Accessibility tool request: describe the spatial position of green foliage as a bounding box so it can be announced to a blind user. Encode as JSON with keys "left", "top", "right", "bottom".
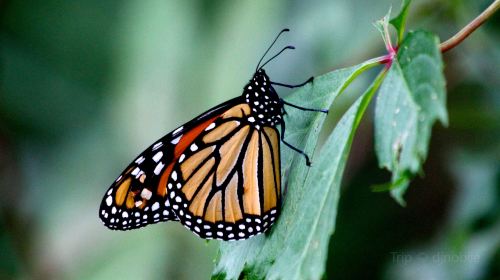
{"left": 215, "top": 2, "right": 450, "bottom": 275}
{"left": 390, "top": 0, "right": 412, "bottom": 43}
{"left": 213, "top": 61, "right": 379, "bottom": 279}
{"left": 374, "top": 30, "right": 447, "bottom": 204}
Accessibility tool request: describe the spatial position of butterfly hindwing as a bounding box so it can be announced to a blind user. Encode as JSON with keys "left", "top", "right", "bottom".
{"left": 165, "top": 103, "right": 282, "bottom": 240}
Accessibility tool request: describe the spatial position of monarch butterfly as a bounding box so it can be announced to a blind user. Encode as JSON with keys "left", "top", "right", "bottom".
{"left": 99, "top": 29, "right": 327, "bottom": 241}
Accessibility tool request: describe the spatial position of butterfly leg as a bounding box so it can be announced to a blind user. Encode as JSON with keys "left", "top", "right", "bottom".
{"left": 280, "top": 121, "right": 312, "bottom": 166}
{"left": 280, "top": 99, "right": 329, "bottom": 114}
{"left": 271, "top": 77, "right": 314, "bottom": 89}
{"left": 281, "top": 106, "right": 288, "bottom": 116}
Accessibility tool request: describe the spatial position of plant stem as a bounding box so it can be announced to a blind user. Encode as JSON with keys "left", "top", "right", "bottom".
{"left": 440, "top": 0, "right": 500, "bottom": 53}
{"left": 364, "top": 54, "right": 393, "bottom": 66}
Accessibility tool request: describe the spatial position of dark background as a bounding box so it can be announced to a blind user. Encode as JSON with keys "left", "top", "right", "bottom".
{"left": 1, "top": 0, "right": 498, "bottom": 279}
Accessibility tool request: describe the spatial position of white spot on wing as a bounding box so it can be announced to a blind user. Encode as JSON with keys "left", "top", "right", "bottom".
{"left": 190, "top": 144, "right": 198, "bottom": 151}
{"left": 152, "top": 142, "right": 163, "bottom": 150}
{"left": 154, "top": 162, "right": 165, "bottom": 175}
{"left": 106, "top": 196, "right": 112, "bottom": 206}
{"left": 205, "top": 123, "right": 216, "bottom": 131}
{"left": 131, "top": 167, "right": 140, "bottom": 176}
{"left": 152, "top": 151, "right": 163, "bottom": 162}
{"left": 135, "top": 156, "right": 145, "bottom": 164}
{"left": 152, "top": 202, "right": 160, "bottom": 211}
{"left": 173, "top": 126, "right": 183, "bottom": 135}
{"left": 140, "top": 189, "right": 152, "bottom": 200}
{"left": 171, "top": 136, "right": 181, "bottom": 144}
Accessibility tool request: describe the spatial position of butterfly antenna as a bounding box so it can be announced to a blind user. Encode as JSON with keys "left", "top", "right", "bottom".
{"left": 259, "top": 45, "right": 295, "bottom": 70}
{"left": 255, "top": 28, "right": 290, "bottom": 71}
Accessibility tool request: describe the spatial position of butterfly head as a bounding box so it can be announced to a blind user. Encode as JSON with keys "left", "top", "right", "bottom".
{"left": 242, "top": 69, "right": 283, "bottom": 127}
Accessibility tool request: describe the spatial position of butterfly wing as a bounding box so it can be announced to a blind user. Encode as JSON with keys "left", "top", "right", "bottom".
{"left": 165, "top": 103, "right": 282, "bottom": 240}
{"left": 99, "top": 139, "right": 179, "bottom": 230}
{"left": 99, "top": 98, "right": 239, "bottom": 230}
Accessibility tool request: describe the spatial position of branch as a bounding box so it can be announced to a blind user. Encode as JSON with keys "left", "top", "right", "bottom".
{"left": 440, "top": 0, "right": 500, "bottom": 53}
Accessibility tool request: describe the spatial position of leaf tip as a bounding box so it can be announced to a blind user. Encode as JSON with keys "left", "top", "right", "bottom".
{"left": 211, "top": 272, "right": 227, "bottom": 280}
{"left": 390, "top": 0, "right": 412, "bottom": 43}
{"left": 390, "top": 179, "right": 409, "bottom": 206}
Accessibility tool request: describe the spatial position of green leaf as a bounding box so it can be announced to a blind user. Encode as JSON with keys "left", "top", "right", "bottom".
{"left": 212, "top": 60, "right": 378, "bottom": 280}
{"left": 285, "top": 73, "right": 383, "bottom": 279}
{"left": 374, "top": 30, "right": 447, "bottom": 205}
{"left": 390, "top": 0, "right": 412, "bottom": 44}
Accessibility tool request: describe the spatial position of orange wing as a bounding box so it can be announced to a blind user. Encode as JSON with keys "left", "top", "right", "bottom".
{"left": 165, "top": 103, "right": 282, "bottom": 240}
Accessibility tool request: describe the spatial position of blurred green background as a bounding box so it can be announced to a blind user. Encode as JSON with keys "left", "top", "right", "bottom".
{"left": 0, "top": 0, "right": 498, "bottom": 279}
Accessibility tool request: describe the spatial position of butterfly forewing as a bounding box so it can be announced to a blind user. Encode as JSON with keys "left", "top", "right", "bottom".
{"left": 99, "top": 132, "right": 180, "bottom": 230}
{"left": 165, "top": 102, "right": 282, "bottom": 241}
{"left": 99, "top": 99, "right": 237, "bottom": 230}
